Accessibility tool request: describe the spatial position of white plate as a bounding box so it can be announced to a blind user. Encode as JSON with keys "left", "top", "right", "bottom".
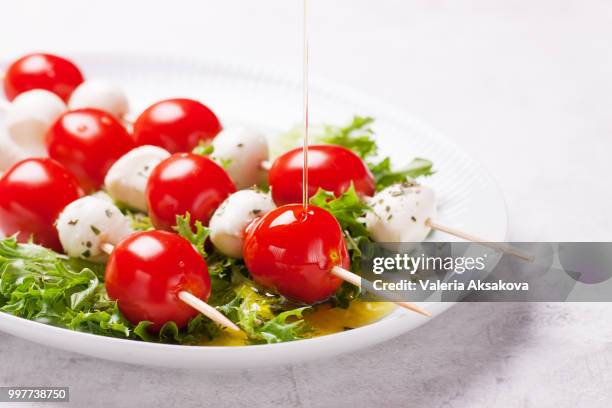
{"left": 0, "top": 54, "right": 508, "bottom": 369}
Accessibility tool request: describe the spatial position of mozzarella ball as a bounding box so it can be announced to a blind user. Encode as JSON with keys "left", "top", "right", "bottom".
{"left": 69, "top": 80, "right": 129, "bottom": 119}
{"left": 5, "top": 89, "right": 66, "bottom": 156}
{"left": 56, "top": 196, "right": 133, "bottom": 262}
{"left": 90, "top": 191, "right": 114, "bottom": 203}
{"left": 211, "top": 127, "right": 269, "bottom": 189}
{"left": 0, "top": 132, "right": 26, "bottom": 172}
{"left": 104, "top": 145, "right": 170, "bottom": 211}
{"left": 210, "top": 190, "right": 276, "bottom": 258}
{"left": 365, "top": 183, "right": 437, "bottom": 243}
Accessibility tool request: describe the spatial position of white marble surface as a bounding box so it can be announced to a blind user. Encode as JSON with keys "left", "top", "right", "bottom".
{"left": 1, "top": 1, "right": 611, "bottom": 407}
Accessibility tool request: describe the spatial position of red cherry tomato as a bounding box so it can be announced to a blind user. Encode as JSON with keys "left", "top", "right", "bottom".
{"left": 105, "top": 230, "right": 211, "bottom": 332}
{"left": 46, "top": 108, "right": 135, "bottom": 192}
{"left": 269, "top": 145, "right": 376, "bottom": 206}
{"left": 133, "top": 98, "right": 222, "bottom": 153}
{"left": 3, "top": 53, "right": 84, "bottom": 102}
{"left": 243, "top": 204, "right": 349, "bottom": 304}
{"left": 0, "top": 158, "right": 83, "bottom": 251}
{"left": 146, "top": 153, "right": 236, "bottom": 230}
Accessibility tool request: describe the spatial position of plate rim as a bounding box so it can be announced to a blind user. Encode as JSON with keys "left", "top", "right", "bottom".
{"left": 0, "top": 53, "right": 508, "bottom": 368}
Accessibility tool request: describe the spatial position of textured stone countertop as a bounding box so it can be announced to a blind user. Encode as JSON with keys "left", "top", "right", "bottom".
{"left": 0, "top": 1, "right": 611, "bottom": 407}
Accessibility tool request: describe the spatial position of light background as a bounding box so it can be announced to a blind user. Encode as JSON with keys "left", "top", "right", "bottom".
{"left": 0, "top": 1, "right": 611, "bottom": 407}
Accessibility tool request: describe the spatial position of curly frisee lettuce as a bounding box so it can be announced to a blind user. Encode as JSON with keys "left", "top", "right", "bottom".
{"left": 317, "top": 116, "right": 434, "bottom": 190}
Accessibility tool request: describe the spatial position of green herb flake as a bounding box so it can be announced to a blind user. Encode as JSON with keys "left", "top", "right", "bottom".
{"left": 192, "top": 142, "right": 214, "bottom": 156}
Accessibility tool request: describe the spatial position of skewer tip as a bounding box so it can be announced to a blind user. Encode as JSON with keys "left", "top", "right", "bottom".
{"left": 425, "top": 218, "right": 534, "bottom": 263}
{"left": 396, "top": 302, "right": 432, "bottom": 317}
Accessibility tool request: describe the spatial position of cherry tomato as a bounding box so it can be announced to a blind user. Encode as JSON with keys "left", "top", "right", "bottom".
{"left": 269, "top": 145, "right": 376, "bottom": 206}
{"left": 146, "top": 153, "right": 236, "bottom": 230}
{"left": 3, "top": 53, "right": 84, "bottom": 102}
{"left": 46, "top": 108, "right": 135, "bottom": 192}
{"left": 105, "top": 230, "right": 211, "bottom": 332}
{"left": 243, "top": 204, "right": 349, "bottom": 304}
{"left": 0, "top": 158, "right": 83, "bottom": 251}
{"left": 133, "top": 98, "right": 222, "bottom": 153}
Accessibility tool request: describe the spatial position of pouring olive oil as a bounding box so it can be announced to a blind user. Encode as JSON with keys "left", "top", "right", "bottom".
{"left": 198, "top": 0, "right": 396, "bottom": 346}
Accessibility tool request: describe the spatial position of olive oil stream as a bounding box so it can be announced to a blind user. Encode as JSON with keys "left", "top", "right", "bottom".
{"left": 302, "top": 0, "right": 310, "bottom": 210}
{"left": 199, "top": 0, "right": 394, "bottom": 346}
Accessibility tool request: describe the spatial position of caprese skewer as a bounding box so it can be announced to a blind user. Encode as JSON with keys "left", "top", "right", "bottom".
{"left": 104, "top": 233, "right": 240, "bottom": 333}
{"left": 212, "top": 138, "right": 528, "bottom": 262}
{"left": 242, "top": 203, "right": 431, "bottom": 316}
{"left": 54, "top": 195, "right": 239, "bottom": 333}
{"left": 205, "top": 190, "right": 429, "bottom": 315}
{"left": 266, "top": 144, "right": 532, "bottom": 261}
{"left": 104, "top": 230, "right": 237, "bottom": 333}
{"left": 366, "top": 182, "right": 532, "bottom": 260}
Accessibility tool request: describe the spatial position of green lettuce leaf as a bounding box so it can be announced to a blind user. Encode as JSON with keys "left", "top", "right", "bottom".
{"left": 309, "top": 186, "right": 374, "bottom": 304}
{"left": 317, "top": 116, "right": 434, "bottom": 190}
{"left": 124, "top": 210, "right": 154, "bottom": 232}
{"left": 0, "top": 236, "right": 132, "bottom": 338}
{"left": 319, "top": 116, "right": 377, "bottom": 159}
{"left": 309, "top": 184, "right": 370, "bottom": 238}
{"left": 216, "top": 273, "right": 311, "bottom": 344}
{"left": 192, "top": 142, "right": 214, "bottom": 156}
{"left": 173, "top": 213, "right": 210, "bottom": 258}
{"left": 370, "top": 157, "right": 434, "bottom": 191}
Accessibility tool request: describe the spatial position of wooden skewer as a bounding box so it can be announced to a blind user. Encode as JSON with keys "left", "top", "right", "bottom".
{"left": 100, "top": 242, "right": 116, "bottom": 255}
{"left": 100, "top": 243, "right": 241, "bottom": 332}
{"left": 177, "top": 292, "right": 240, "bottom": 332}
{"left": 425, "top": 219, "right": 534, "bottom": 262}
{"left": 330, "top": 266, "right": 431, "bottom": 317}
{"left": 259, "top": 161, "right": 531, "bottom": 264}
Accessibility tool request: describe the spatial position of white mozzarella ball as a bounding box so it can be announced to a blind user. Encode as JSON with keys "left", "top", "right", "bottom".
{"left": 56, "top": 196, "right": 133, "bottom": 262}
{"left": 0, "top": 131, "right": 27, "bottom": 172}
{"left": 90, "top": 191, "right": 114, "bottom": 203}
{"left": 210, "top": 190, "right": 276, "bottom": 258}
{"left": 69, "top": 80, "right": 129, "bottom": 119}
{"left": 5, "top": 89, "right": 66, "bottom": 156}
{"left": 365, "top": 183, "right": 437, "bottom": 243}
{"left": 104, "top": 145, "right": 170, "bottom": 211}
{"left": 211, "top": 127, "right": 269, "bottom": 189}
